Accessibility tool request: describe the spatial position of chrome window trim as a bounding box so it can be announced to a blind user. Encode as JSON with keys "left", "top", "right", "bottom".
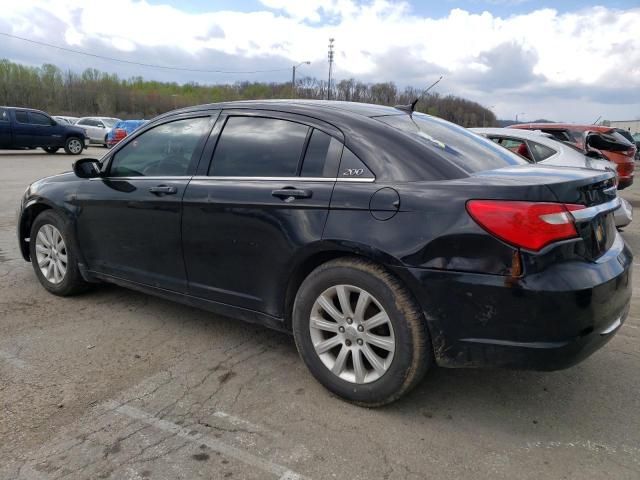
{"left": 571, "top": 197, "right": 620, "bottom": 223}
{"left": 191, "top": 176, "right": 375, "bottom": 183}
{"left": 89, "top": 176, "right": 191, "bottom": 181}
{"left": 90, "top": 175, "right": 376, "bottom": 182}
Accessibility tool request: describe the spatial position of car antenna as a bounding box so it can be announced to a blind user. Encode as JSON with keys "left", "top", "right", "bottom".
{"left": 592, "top": 115, "right": 602, "bottom": 125}
{"left": 395, "top": 76, "right": 443, "bottom": 114}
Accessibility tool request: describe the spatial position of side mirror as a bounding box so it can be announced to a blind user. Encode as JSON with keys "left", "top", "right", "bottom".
{"left": 73, "top": 158, "right": 102, "bottom": 178}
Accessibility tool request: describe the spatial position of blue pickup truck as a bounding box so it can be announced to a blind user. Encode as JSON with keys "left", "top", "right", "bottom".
{"left": 0, "top": 106, "right": 88, "bottom": 155}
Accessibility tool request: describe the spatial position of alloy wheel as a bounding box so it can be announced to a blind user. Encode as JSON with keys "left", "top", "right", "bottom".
{"left": 309, "top": 284, "right": 396, "bottom": 384}
{"left": 34, "top": 224, "right": 68, "bottom": 284}
{"left": 68, "top": 139, "right": 82, "bottom": 154}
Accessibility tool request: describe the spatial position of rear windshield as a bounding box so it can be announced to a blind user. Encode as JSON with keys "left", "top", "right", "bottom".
{"left": 375, "top": 113, "right": 526, "bottom": 173}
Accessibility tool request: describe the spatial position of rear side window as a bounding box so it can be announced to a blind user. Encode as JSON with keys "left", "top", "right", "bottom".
{"left": 15, "top": 111, "right": 29, "bottom": 123}
{"left": 29, "top": 112, "right": 52, "bottom": 126}
{"left": 530, "top": 142, "right": 556, "bottom": 161}
{"left": 209, "top": 116, "right": 309, "bottom": 177}
{"left": 376, "top": 113, "right": 526, "bottom": 173}
{"left": 301, "top": 129, "right": 342, "bottom": 177}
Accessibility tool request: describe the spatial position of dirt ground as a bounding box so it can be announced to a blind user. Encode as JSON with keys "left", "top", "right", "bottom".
{"left": 1, "top": 148, "right": 639, "bottom": 479}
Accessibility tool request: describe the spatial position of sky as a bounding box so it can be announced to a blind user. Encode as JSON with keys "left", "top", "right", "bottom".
{"left": 1, "top": 0, "right": 639, "bottom": 122}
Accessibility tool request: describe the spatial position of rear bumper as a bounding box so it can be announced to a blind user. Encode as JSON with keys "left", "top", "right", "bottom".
{"left": 400, "top": 233, "right": 632, "bottom": 370}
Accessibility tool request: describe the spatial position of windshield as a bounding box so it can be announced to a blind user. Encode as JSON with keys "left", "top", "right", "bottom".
{"left": 375, "top": 113, "right": 526, "bottom": 173}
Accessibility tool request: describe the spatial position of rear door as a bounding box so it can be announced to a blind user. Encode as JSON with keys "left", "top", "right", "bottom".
{"left": 12, "top": 110, "right": 33, "bottom": 147}
{"left": 182, "top": 110, "right": 343, "bottom": 317}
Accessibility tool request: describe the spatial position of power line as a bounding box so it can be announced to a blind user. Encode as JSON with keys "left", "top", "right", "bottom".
{"left": 0, "top": 31, "right": 293, "bottom": 74}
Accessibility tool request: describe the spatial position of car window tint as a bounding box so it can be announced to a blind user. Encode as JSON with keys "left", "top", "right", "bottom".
{"left": 110, "top": 117, "right": 209, "bottom": 177}
{"left": 530, "top": 142, "right": 556, "bottom": 161}
{"left": 376, "top": 113, "right": 526, "bottom": 173}
{"left": 209, "top": 116, "right": 309, "bottom": 177}
{"left": 0, "top": 108, "right": 8, "bottom": 122}
{"left": 338, "top": 147, "right": 374, "bottom": 179}
{"left": 29, "top": 112, "right": 52, "bottom": 126}
{"left": 15, "top": 111, "right": 29, "bottom": 123}
{"left": 301, "top": 129, "right": 342, "bottom": 177}
{"left": 77, "top": 119, "right": 88, "bottom": 126}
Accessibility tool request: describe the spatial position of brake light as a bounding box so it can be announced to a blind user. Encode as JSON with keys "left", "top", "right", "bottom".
{"left": 114, "top": 128, "right": 127, "bottom": 141}
{"left": 466, "top": 200, "right": 585, "bottom": 251}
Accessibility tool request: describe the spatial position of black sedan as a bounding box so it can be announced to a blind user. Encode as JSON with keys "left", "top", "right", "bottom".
{"left": 17, "top": 100, "right": 632, "bottom": 406}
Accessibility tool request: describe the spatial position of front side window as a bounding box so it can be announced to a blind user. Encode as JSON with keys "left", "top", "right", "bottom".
{"left": 0, "top": 108, "right": 8, "bottom": 122}
{"left": 376, "top": 113, "right": 526, "bottom": 173}
{"left": 109, "top": 117, "right": 210, "bottom": 177}
{"left": 15, "top": 111, "right": 29, "bottom": 123}
{"left": 209, "top": 116, "right": 309, "bottom": 177}
{"left": 29, "top": 112, "right": 52, "bottom": 126}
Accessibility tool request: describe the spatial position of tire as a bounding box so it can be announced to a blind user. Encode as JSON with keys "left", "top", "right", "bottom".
{"left": 64, "top": 136, "right": 84, "bottom": 155}
{"left": 292, "top": 257, "right": 431, "bottom": 406}
{"left": 29, "top": 210, "right": 89, "bottom": 296}
{"left": 43, "top": 147, "right": 59, "bottom": 154}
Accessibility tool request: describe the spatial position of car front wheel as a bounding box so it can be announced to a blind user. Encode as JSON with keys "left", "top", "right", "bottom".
{"left": 29, "top": 210, "right": 88, "bottom": 296}
{"left": 64, "top": 137, "right": 84, "bottom": 155}
{"left": 292, "top": 257, "right": 431, "bottom": 406}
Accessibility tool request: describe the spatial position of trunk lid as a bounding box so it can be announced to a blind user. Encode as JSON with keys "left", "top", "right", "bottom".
{"left": 471, "top": 165, "right": 618, "bottom": 259}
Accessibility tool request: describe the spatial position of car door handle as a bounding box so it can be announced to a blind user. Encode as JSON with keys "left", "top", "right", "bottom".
{"left": 149, "top": 185, "right": 177, "bottom": 195}
{"left": 271, "top": 188, "right": 312, "bottom": 200}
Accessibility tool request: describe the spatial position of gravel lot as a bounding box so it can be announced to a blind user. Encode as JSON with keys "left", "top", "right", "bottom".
{"left": 1, "top": 148, "right": 639, "bottom": 480}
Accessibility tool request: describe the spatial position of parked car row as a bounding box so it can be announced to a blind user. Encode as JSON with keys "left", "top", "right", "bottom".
{"left": 0, "top": 106, "right": 150, "bottom": 153}
{"left": 472, "top": 127, "right": 632, "bottom": 228}
{"left": 18, "top": 100, "right": 632, "bottom": 406}
{"left": 511, "top": 123, "right": 637, "bottom": 189}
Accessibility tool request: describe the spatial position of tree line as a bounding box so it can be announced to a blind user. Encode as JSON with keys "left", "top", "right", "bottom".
{"left": 0, "top": 59, "right": 496, "bottom": 127}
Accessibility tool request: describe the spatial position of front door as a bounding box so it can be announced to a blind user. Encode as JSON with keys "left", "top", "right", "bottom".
{"left": 74, "top": 114, "right": 213, "bottom": 292}
{"left": 182, "top": 112, "right": 343, "bottom": 317}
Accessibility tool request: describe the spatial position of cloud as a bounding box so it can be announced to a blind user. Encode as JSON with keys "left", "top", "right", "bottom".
{"left": 0, "top": 0, "right": 639, "bottom": 121}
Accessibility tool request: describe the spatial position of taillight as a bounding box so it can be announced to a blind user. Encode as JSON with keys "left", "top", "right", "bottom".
{"left": 114, "top": 128, "right": 127, "bottom": 141}
{"left": 466, "top": 200, "right": 585, "bottom": 251}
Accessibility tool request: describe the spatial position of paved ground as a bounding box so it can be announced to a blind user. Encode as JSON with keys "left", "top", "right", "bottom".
{"left": 1, "top": 148, "right": 639, "bottom": 480}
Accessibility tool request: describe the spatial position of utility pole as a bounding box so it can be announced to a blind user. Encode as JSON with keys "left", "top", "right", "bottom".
{"left": 515, "top": 112, "right": 525, "bottom": 123}
{"left": 327, "top": 38, "right": 335, "bottom": 101}
{"left": 291, "top": 61, "right": 310, "bottom": 98}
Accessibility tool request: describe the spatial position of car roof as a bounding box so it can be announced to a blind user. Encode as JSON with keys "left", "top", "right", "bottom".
{"left": 153, "top": 100, "right": 471, "bottom": 182}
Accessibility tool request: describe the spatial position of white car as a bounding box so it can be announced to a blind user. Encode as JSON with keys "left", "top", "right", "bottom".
{"left": 472, "top": 127, "right": 632, "bottom": 228}
{"left": 53, "top": 115, "right": 79, "bottom": 125}
{"left": 76, "top": 117, "right": 120, "bottom": 147}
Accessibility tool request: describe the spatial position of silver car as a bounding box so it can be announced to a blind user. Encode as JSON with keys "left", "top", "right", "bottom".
{"left": 76, "top": 117, "right": 120, "bottom": 147}
{"left": 472, "top": 127, "right": 632, "bottom": 228}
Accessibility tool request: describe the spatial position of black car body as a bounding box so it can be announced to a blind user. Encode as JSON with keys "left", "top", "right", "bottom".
{"left": 18, "top": 100, "right": 632, "bottom": 405}
{"left": 1, "top": 106, "right": 87, "bottom": 154}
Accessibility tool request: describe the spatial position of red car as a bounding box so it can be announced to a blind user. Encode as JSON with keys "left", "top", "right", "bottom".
{"left": 511, "top": 123, "right": 636, "bottom": 189}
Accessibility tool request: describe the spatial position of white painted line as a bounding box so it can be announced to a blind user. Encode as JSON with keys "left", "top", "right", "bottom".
{"left": 106, "top": 402, "right": 309, "bottom": 480}
{"left": 213, "top": 410, "right": 262, "bottom": 431}
{"left": 0, "top": 349, "right": 27, "bottom": 369}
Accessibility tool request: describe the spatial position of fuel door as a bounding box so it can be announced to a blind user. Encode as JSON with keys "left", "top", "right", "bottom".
{"left": 369, "top": 187, "right": 400, "bottom": 221}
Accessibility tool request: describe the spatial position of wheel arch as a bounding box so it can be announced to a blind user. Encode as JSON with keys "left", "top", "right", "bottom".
{"left": 18, "top": 200, "right": 70, "bottom": 261}
{"left": 282, "top": 241, "right": 413, "bottom": 331}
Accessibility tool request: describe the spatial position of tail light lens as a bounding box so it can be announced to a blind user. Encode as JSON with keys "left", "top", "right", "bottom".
{"left": 466, "top": 200, "right": 585, "bottom": 251}
{"left": 114, "top": 128, "right": 127, "bottom": 141}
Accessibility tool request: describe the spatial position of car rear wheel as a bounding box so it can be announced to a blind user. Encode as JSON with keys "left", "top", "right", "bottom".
{"left": 29, "top": 210, "right": 89, "bottom": 296}
{"left": 64, "top": 137, "right": 83, "bottom": 155}
{"left": 43, "top": 147, "right": 59, "bottom": 154}
{"left": 292, "top": 257, "right": 431, "bottom": 406}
